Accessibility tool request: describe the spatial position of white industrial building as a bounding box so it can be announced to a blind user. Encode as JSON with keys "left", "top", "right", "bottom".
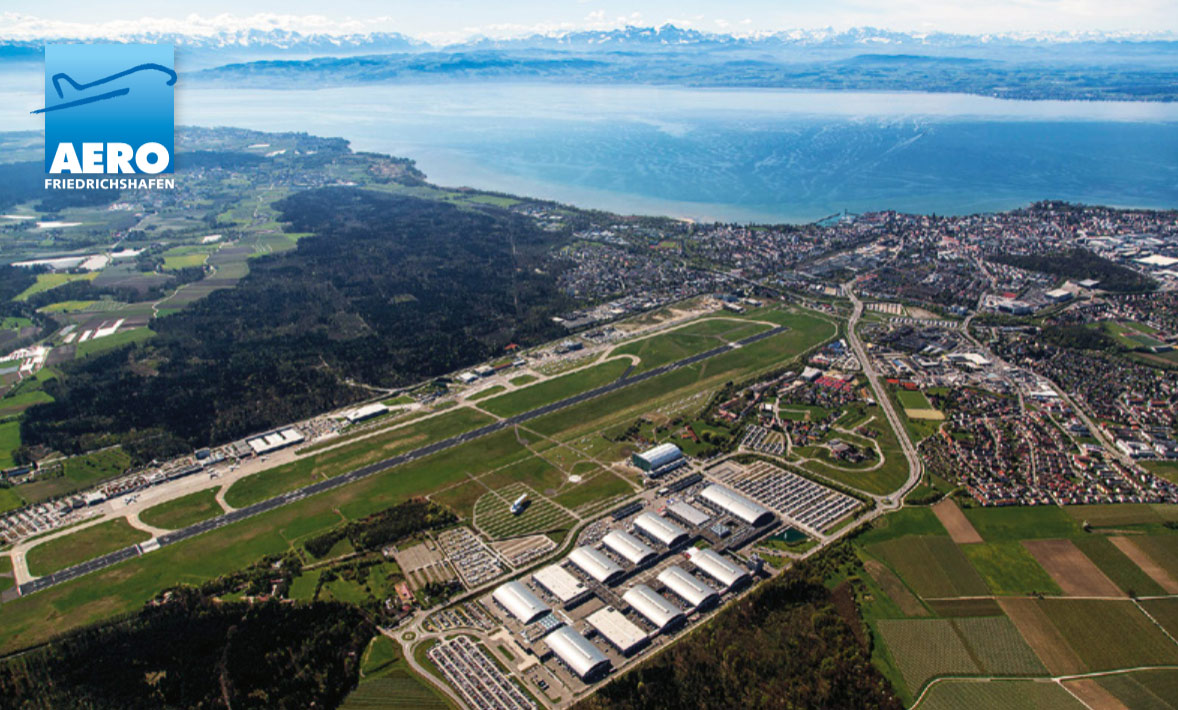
{"left": 532, "top": 564, "right": 591, "bottom": 607}
{"left": 686, "top": 547, "right": 750, "bottom": 591}
{"left": 602, "top": 530, "right": 657, "bottom": 566}
{"left": 633, "top": 512, "right": 689, "bottom": 548}
{"left": 698, "top": 484, "right": 774, "bottom": 526}
{"left": 246, "top": 428, "right": 305, "bottom": 456}
{"left": 491, "top": 581, "right": 551, "bottom": 625}
{"left": 631, "top": 442, "right": 684, "bottom": 475}
{"left": 342, "top": 402, "right": 389, "bottom": 423}
{"left": 568, "top": 546, "right": 625, "bottom": 585}
{"left": 623, "top": 584, "right": 686, "bottom": 632}
{"left": 545, "top": 626, "right": 611, "bottom": 681}
{"left": 666, "top": 501, "right": 710, "bottom": 528}
{"left": 586, "top": 607, "right": 649, "bottom": 655}
{"left": 657, "top": 565, "right": 719, "bottom": 610}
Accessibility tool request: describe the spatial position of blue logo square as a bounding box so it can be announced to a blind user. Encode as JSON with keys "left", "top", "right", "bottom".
{"left": 40, "top": 44, "right": 175, "bottom": 174}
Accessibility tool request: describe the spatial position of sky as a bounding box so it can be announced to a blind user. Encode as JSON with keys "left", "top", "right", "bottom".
{"left": 0, "top": 0, "right": 1175, "bottom": 44}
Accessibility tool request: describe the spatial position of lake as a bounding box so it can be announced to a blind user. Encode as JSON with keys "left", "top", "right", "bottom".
{"left": 1, "top": 79, "right": 1176, "bottom": 223}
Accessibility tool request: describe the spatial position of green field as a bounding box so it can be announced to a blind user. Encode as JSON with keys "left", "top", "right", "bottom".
{"left": 16, "top": 448, "right": 132, "bottom": 504}
{"left": 1126, "top": 535, "right": 1178, "bottom": 581}
{"left": 473, "top": 483, "right": 577, "bottom": 540}
{"left": 869, "top": 536, "right": 989, "bottom": 599}
{"left": 551, "top": 471, "right": 634, "bottom": 513}
{"left": 961, "top": 542, "right": 1062, "bottom": 596}
{"left": 14, "top": 272, "right": 98, "bottom": 301}
{"left": 962, "top": 506, "right": 1083, "bottom": 542}
{"left": 1141, "top": 460, "right": 1178, "bottom": 484}
{"left": 0, "top": 418, "right": 21, "bottom": 469}
{"left": 139, "top": 489, "right": 222, "bottom": 530}
{"left": 877, "top": 619, "right": 980, "bottom": 693}
{"left": 0, "top": 486, "right": 25, "bottom": 514}
{"left": 467, "top": 385, "right": 505, "bottom": 401}
{"left": 1039, "top": 599, "right": 1178, "bottom": 670}
{"left": 224, "top": 407, "right": 495, "bottom": 508}
{"left": 38, "top": 300, "right": 97, "bottom": 313}
{"left": 949, "top": 616, "right": 1047, "bottom": 676}
{"left": 1095, "top": 669, "right": 1178, "bottom": 710}
{"left": 339, "top": 635, "right": 454, "bottom": 710}
{"left": 509, "top": 374, "right": 537, "bottom": 386}
{"left": 916, "top": 679, "right": 1086, "bottom": 710}
{"left": 0, "top": 555, "right": 13, "bottom": 593}
{"left": 857, "top": 507, "right": 948, "bottom": 546}
{"left": 1141, "top": 598, "right": 1178, "bottom": 640}
{"left": 1072, "top": 536, "right": 1167, "bottom": 597}
{"left": 160, "top": 245, "right": 216, "bottom": 270}
{"left": 1063, "top": 504, "right": 1169, "bottom": 527}
{"left": 75, "top": 327, "right": 155, "bottom": 359}
{"left": 798, "top": 408, "right": 912, "bottom": 496}
{"left": 26, "top": 519, "right": 151, "bottom": 577}
{"left": 609, "top": 318, "right": 771, "bottom": 374}
{"left": 0, "top": 390, "right": 54, "bottom": 417}
{"left": 897, "top": 389, "right": 933, "bottom": 409}
{"left": 478, "top": 359, "right": 630, "bottom": 418}
{"left": 528, "top": 320, "right": 837, "bottom": 447}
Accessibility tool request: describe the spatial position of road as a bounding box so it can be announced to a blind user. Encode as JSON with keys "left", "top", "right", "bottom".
{"left": 13, "top": 325, "right": 788, "bottom": 599}
{"left": 842, "top": 282, "right": 923, "bottom": 505}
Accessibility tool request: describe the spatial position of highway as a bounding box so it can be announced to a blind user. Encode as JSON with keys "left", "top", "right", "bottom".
{"left": 841, "top": 283, "right": 923, "bottom": 506}
{"left": 15, "top": 325, "right": 787, "bottom": 599}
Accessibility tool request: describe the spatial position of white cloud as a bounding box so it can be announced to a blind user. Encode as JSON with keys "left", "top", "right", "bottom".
{"left": 0, "top": 12, "right": 402, "bottom": 40}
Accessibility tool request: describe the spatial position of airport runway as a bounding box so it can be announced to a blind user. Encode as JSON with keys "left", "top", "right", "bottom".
{"left": 16, "top": 325, "right": 786, "bottom": 598}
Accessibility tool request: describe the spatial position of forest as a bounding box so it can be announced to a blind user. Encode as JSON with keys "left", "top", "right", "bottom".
{"left": 989, "top": 248, "right": 1157, "bottom": 293}
{"left": 20, "top": 188, "right": 573, "bottom": 461}
{"left": 577, "top": 542, "right": 902, "bottom": 710}
{"left": 0, "top": 588, "right": 373, "bottom": 710}
{"left": 302, "top": 498, "right": 456, "bottom": 557}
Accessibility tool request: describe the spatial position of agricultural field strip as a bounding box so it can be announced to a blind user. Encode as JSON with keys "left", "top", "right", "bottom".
{"left": 12, "top": 325, "right": 787, "bottom": 599}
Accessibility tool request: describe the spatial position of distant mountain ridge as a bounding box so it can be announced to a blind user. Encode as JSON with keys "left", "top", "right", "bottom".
{"left": 1, "top": 23, "right": 1175, "bottom": 55}
{"left": 3, "top": 23, "right": 1176, "bottom": 99}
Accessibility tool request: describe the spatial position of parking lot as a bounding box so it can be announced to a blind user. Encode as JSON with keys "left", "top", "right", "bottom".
{"left": 713, "top": 460, "right": 859, "bottom": 534}
{"left": 436, "top": 526, "right": 508, "bottom": 588}
{"left": 429, "top": 635, "right": 536, "bottom": 710}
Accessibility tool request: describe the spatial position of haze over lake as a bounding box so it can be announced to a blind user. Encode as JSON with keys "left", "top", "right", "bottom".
{"left": 2, "top": 79, "right": 1176, "bottom": 222}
